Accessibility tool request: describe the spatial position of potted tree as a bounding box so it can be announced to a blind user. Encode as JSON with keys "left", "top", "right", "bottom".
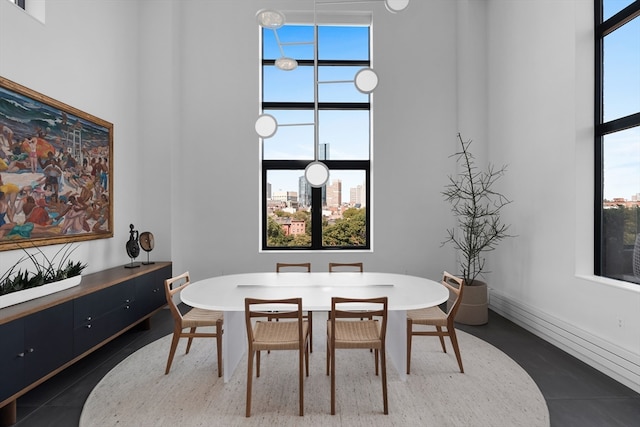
{"left": 442, "top": 133, "right": 513, "bottom": 325}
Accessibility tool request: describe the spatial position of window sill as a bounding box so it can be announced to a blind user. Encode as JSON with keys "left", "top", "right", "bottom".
{"left": 575, "top": 274, "right": 640, "bottom": 292}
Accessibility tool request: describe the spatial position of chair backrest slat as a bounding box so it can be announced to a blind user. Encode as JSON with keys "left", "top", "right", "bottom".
{"left": 328, "top": 262, "right": 363, "bottom": 272}
{"left": 164, "top": 271, "right": 191, "bottom": 321}
{"left": 276, "top": 262, "right": 311, "bottom": 272}
{"left": 442, "top": 271, "right": 464, "bottom": 317}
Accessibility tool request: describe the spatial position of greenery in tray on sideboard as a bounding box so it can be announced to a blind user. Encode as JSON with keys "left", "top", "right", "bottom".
{"left": 0, "top": 243, "right": 86, "bottom": 296}
{"left": 442, "top": 133, "right": 513, "bottom": 325}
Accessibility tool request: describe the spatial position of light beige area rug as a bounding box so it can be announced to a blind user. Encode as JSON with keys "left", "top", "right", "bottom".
{"left": 80, "top": 322, "right": 549, "bottom": 427}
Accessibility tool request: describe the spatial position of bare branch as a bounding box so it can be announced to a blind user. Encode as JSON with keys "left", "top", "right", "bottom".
{"left": 441, "top": 133, "right": 514, "bottom": 285}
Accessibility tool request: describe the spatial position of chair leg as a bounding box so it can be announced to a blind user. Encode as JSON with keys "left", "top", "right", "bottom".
{"left": 185, "top": 327, "right": 196, "bottom": 354}
{"left": 436, "top": 326, "right": 447, "bottom": 353}
{"left": 326, "top": 329, "right": 330, "bottom": 376}
{"left": 380, "top": 348, "right": 388, "bottom": 415}
{"left": 305, "top": 339, "right": 310, "bottom": 376}
{"left": 299, "top": 344, "right": 304, "bottom": 416}
{"left": 406, "top": 319, "right": 412, "bottom": 374}
{"left": 164, "top": 330, "right": 181, "bottom": 375}
{"left": 368, "top": 314, "right": 374, "bottom": 352}
{"left": 256, "top": 350, "right": 261, "bottom": 377}
{"left": 246, "top": 350, "right": 254, "bottom": 417}
{"left": 270, "top": 316, "right": 281, "bottom": 354}
{"left": 374, "top": 349, "right": 379, "bottom": 376}
{"left": 449, "top": 328, "right": 464, "bottom": 373}
{"left": 267, "top": 314, "right": 274, "bottom": 354}
{"left": 330, "top": 344, "right": 336, "bottom": 415}
{"left": 216, "top": 323, "right": 223, "bottom": 377}
{"left": 307, "top": 311, "right": 313, "bottom": 353}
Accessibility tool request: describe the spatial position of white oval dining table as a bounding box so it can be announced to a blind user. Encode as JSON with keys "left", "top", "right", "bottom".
{"left": 181, "top": 272, "right": 449, "bottom": 382}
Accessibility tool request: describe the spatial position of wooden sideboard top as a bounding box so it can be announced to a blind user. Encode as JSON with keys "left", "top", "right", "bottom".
{"left": 0, "top": 261, "right": 172, "bottom": 325}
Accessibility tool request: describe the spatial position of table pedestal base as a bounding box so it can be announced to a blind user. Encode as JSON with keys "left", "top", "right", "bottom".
{"left": 222, "top": 311, "right": 246, "bottom": 383}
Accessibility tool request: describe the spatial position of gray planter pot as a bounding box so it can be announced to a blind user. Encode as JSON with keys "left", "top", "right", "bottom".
{"left": 448, "top": 279, "right": 488, "bottom": 325}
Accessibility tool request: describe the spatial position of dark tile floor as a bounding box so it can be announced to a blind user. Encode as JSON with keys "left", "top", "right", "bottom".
{"left": 456, "top": 313, "right": 640, "bottom": 427}
{"left": 9, "top": 309, "right": 640, "bottom": 427}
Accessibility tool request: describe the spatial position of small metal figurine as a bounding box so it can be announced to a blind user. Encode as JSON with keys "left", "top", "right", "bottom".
{"left": 125, "top": 224, "right": 141, "bottom": 268}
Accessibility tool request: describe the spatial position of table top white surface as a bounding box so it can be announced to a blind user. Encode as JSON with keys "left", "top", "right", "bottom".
{"left": 180, "top": 272, "right": 449, "bottom": 312}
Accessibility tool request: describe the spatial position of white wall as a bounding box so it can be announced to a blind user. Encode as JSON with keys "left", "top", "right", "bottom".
{"left": 1, "top": 0, "right": 638, "bottom": 393}
{"left": 136, "top": 0, "right": 181, "bottom": 263}
{"left": 0, "top": 0, "right": 141, "bottom": 275}
{"left": 484, "top": 0, "right": 640, "bottom": 392}
{"left": 168, "top": 0, "right": 458, "bottom": 280}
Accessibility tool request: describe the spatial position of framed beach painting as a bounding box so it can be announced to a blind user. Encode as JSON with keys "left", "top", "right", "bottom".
{"left": 0, "top": 76, "right": 113, "bottom": 251}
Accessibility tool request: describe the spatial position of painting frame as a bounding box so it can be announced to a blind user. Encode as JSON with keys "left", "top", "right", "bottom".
{"left": 0, "top": 76, "right": 113, "bottom": 251}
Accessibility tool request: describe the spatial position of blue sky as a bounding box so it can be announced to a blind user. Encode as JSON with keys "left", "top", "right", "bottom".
{"left": 261, "top": 6, "right": 639, "bottom": 200}
{"left": 261, "top": 25, "right": 370, "bottom": 194}
{"left": 602, "top": 1, "right": 640, "bottom": 200}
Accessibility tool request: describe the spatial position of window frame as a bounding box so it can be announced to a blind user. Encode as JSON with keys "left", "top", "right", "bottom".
{"left": 9, "top": 0, "right": 25, "bottom": 8}
{"left": 594, "top": 0, "right": 640, "bottom": 281}
{"left": 260, "top": 24, "right": 372, "bottom": 251}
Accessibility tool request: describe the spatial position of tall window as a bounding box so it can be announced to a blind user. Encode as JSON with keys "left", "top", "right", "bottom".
{"left": 595, "top": 1, "right": 640, "bottom": 283}
{"left": 8, "top": 0, "right": 25, "bottom": 9}
{"left": 260, "top": 24, "right": 371, "bottom": 250}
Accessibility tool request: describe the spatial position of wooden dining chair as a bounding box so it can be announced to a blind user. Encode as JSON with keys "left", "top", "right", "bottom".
{"left": 164, "top": 271, "right": 224, "bottom": 376}
{"left": 328, "top": 262, "right": 370, "bottom": 322}
{"left": 406, "top": 271, "right": 465, "bottom": 374}
{"left": 328, "top": 262, "right": 364, "bottom": 272}
{"left": 327, "top": 296, "right": 388, "bottom": 415}
{"left": 275, "top": 262, "right": 313, "bottom": 352}
{"left": 244, "top": 297, "right": 310, "bottom": 417}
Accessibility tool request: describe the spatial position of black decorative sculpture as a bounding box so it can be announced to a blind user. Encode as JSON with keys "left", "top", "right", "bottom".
{"left": 125, "top": 224, "right": 141, "bottom": 268}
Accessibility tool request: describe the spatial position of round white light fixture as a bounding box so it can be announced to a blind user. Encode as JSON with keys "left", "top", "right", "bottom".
{"left": 256, "top": 9, "right": 285, "bottom": 29}
{"left": 385, "top": 0, "right": 410, "bottom": 13}
{"left": 255, "top": 114, "right": 278, "bottom": 138}
{"left": 354, "top": 68, "right": 379, "bottom": 94}
{"left": 275, "top": 57, "right": 298, "bottom": 71}
{"left": 305, "top": 161, "right": 330, "bottom": 188}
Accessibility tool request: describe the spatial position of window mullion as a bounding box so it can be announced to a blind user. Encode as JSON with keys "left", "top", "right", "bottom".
{"left": 598, "top": 3, "right": 640, "bottom": 36}
{"left": 310, "top": 187, "right": 324, "bottom": 249}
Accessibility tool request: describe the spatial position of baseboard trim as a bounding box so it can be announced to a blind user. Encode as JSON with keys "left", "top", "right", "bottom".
{"left": 489, "top": 289, "right": 640, "bottom": 394}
